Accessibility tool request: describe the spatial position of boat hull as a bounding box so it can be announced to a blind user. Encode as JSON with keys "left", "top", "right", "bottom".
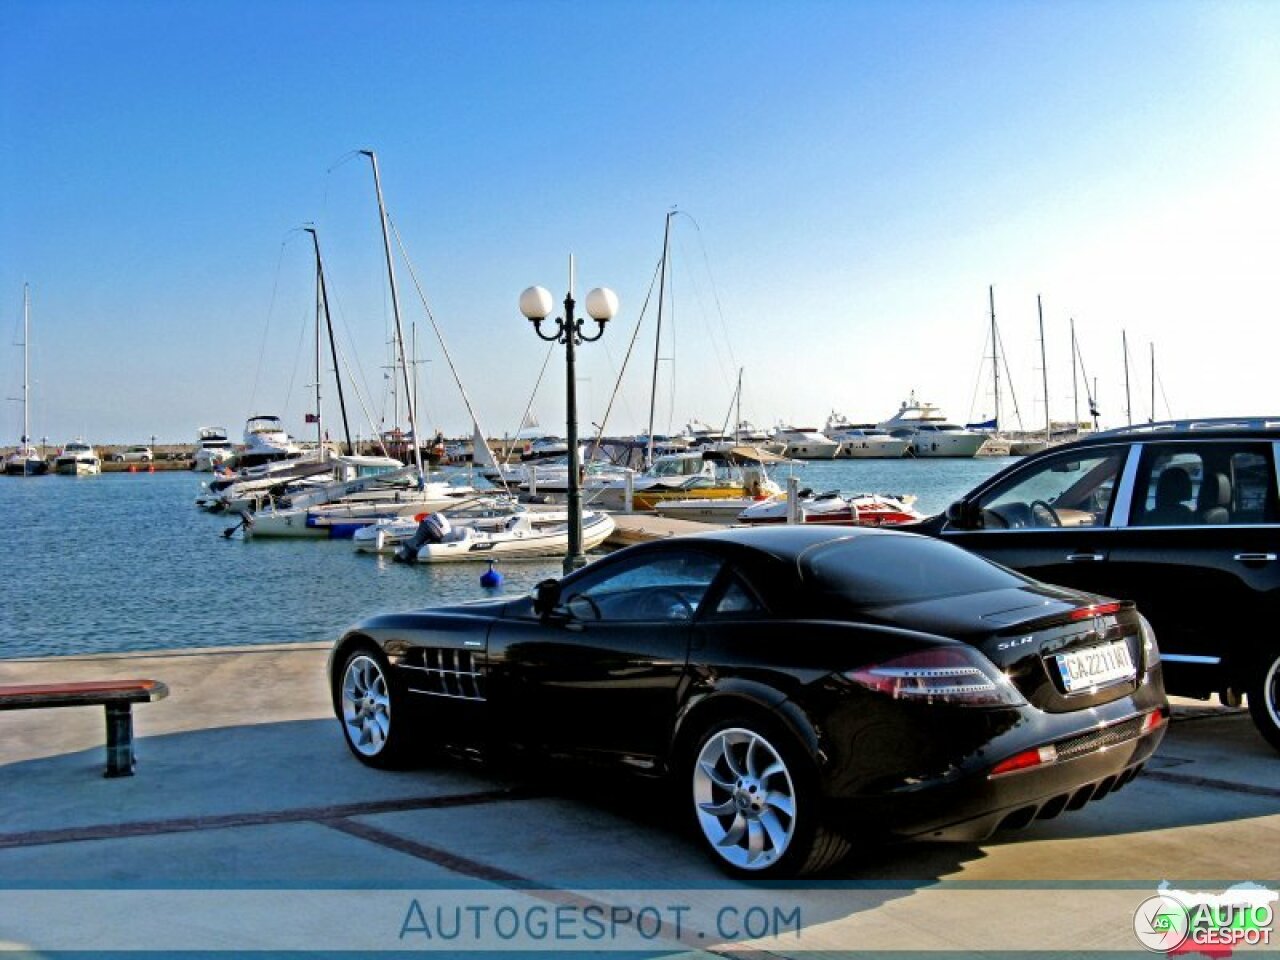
{"left": 834, "top": 438, "right": 911, "bottom": 458}
{"left": 54, "top": 460, "right": 100, "bottom": 476}
{"left": 903, "top": 433, "right": 989, "bottom": 458}
{"left": 412, "top": 512, "right": 615, "bottom": 563}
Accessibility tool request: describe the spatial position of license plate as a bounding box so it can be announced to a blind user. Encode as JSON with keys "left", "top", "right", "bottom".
{"left": 1055, "top": 640, "right": 1136, "bottom": 693}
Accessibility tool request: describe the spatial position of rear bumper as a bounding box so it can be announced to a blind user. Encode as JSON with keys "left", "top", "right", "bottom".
{"left": 824, "top": 704, "right": 1168, "bottom": 843}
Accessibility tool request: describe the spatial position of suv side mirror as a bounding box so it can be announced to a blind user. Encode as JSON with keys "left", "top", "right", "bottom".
{"left": 532, "top": 578, "right": 561, "bottom": 617}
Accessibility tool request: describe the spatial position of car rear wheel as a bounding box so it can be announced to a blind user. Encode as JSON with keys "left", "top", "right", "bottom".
{"left": 1247, "top": 651, "right": 1280, "bottom": 754}
{"left": 689, "top": 718, "right": 849, "bottom": 878}
{"left": 338, "top": 648, "right": 412, "bottom": 768}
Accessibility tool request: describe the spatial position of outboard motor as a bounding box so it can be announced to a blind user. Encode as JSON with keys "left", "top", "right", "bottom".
{"left": 393, "top": 512, "right": 451, "bottom": 563}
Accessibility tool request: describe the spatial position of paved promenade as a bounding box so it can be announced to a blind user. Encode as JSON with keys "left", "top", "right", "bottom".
{"left": 1, "top": 642, "right": 1276, "bottom": 954}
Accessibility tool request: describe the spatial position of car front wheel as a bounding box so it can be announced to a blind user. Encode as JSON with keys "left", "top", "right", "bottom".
{"left": 1247, "top": 650, "right": 1280, "bottom": 754}
{"left": 689, "top": 718, "right": 849, "bottom": 877}
{"left": 338, "top": 648, "right": 412, "bottom": 767}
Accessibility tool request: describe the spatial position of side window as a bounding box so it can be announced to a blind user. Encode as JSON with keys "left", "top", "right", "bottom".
{"left": 1231, "top": 450, "right": 1279, "bottom": 523}
{"left": 1133, "top": 450, "right": 1202, "bottom": 526}
{"left": 975, "top": 449, "right": 1127, "bottom": 530}
{"left": 1133, "top": 443, "right": 1278, "bottom": 527}
{"left": 562, "top": 551, "right": 723, "bottom": 622}
{"left": 708, "top": 576, "right": 765, "bottom": 618}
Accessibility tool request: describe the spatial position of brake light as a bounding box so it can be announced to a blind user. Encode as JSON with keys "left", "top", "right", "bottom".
{"left": 1143, "top": 709, "right": 1167, "bottom": 733}
{"left": 991, "top": 744, "right": 1059, "bottom": 777}
{"left": 845, "top": 647, "right": 1026, "bottom": 707}
{"left": 1068, "top": 601, "right": 1123, "bottom": 622}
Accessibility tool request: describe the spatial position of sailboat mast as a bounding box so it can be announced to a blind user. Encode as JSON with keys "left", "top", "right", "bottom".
{"left": 1123, "top": 329, "right": 1132, "bottom": 426}
{"left": 21, "top": 283, "right": 30, "bottom": 447}
{"left": 362, "top": 149, "right": 424, "bottom": 481}
{"left": 1071, "top": 318, "right": 1079, "bottom": 434}
{"left": 314, "top": 265, "right": 323, "bottom": 452}
{"left": 1150, "top": 342, "right": 1156, "bottom": 423}
{"left": 306, "top": 227, "right": 353, "bottom": 455}
{"left": 735, "top": 367, "right": 742, "bottom": 444}
{"left": 989, "top": 285, "right": 1000, "bottom": 429}
{"left": 1038, "top": 295, "right": 1050, "bottom": 444}
{"left": 646, "top": 211, "right": 674, "bottom": 467}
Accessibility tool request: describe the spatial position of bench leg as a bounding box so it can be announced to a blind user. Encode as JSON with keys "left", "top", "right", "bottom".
{"left": 104, "top": 702, "right": 136, "bottom": 778}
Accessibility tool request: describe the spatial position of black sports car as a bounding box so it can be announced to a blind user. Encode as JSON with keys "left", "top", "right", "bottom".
{"left": 329, "top": 526, "right": 1168, "bottom": 877}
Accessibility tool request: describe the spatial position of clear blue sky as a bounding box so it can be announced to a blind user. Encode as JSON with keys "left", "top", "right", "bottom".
{"left": 3, "top": 0, "right": 1278, "bottom": 444}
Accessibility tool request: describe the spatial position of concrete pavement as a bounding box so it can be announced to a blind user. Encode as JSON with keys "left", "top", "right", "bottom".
{"left": 0, "top": 643, "right": 1276, "bottom": 955}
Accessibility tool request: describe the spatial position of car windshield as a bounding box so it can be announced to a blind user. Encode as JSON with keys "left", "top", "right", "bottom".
{"left": 801, "top": 534, "right": 1027, "bottom": 606}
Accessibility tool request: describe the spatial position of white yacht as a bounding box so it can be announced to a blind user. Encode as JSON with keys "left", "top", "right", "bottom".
{"left": 53, "top": 439, "right": 101, "bottom": 475}
{"left": 193, "top": 426, "right": 234, "bottom": 472}
{"left": 772, "top": 425, "right": 840, "bottom": 459}
{"left": 824, "top": 413, "right": 910, "bottom": 459}
{"left": 239, "top": 415, "right": 302, "bottom": 469}
{"left": 878, "top": 395, "right": 989, "bottom": 458}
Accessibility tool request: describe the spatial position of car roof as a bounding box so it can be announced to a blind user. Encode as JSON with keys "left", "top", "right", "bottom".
{"left": 669, "top": 524, "right": 914, "bottom": 563}
{"left": 1079, "top": 417, "right": 1280, "bottom": 445}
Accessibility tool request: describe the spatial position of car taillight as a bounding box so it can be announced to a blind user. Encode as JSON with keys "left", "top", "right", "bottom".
{"left": 845, "top": 647, "right": 1026, "bottom": 707}
{"left": 1068, "top": 601, "right": 1123, "bottom": 621}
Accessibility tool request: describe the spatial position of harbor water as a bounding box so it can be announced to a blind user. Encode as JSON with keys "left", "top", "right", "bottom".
{"left": 0, "top": 457, "right": 1014, "bottom": 659}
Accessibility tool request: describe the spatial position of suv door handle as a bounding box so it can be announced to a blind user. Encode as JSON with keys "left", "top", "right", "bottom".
{"left": 1066, "top": 552, "right": 1106, "bottom": 562}
{"left": 1233, "top": 553, "right": 1277, "bottom": 563}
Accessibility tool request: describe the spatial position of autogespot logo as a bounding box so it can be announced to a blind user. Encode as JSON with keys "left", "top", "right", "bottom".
{"left": 1133, "top": 893, "right": 1190, "bottom": 952}
{"left": 1134, "top": 885, "right": 1276, "bottom": 952}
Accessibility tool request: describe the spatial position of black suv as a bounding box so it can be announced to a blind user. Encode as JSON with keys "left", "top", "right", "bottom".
{"left": 912, "top": 418, "right": 1280, "bottom": 751}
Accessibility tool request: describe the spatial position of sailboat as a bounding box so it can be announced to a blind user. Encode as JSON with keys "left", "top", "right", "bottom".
{"left": 965, "top": 286, "right": 1047, "bottom": 456}
{"left": 4, "top": 285, "right": 49, "bottom": 477}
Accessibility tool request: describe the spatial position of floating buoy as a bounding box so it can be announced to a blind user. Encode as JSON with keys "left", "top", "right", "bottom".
{"left": 148, "top": 464, "right": 155, "bottom": 473}
{"left": 480, "top": 559, "right": 504, "bottom": 590}
{"left": 129, "top": 465, "right": 137, "bottom": 473}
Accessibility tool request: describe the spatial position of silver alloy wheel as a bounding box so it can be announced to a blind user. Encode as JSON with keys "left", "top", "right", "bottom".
{"left": 341, "top": 654, "right": 392, "bottom": 757}
{"left": 1264, "top": 656, "right": 1280, "bottom": 730}
{"left": 693, "top": 726, "right": 798, "bottom": 870}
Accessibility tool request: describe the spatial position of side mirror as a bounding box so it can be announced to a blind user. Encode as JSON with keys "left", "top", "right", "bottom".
{"left": 532, "top": 578, "right": 561, "bottom": 617}
{"left": 945, "top": 500, "right": 978, "bottom": 530}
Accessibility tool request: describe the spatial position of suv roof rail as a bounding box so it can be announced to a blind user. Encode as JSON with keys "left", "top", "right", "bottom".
{"left": 1096, "top": 417, "right": 1280, "bottom": 436}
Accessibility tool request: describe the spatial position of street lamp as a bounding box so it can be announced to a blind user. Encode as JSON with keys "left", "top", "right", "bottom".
{"left": 520, "top": 280, "right": 619, "bottom": 573}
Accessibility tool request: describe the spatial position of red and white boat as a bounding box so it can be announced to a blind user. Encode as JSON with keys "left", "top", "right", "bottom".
{"left": 737, "top": 490, "right": 923, "bottom": 526}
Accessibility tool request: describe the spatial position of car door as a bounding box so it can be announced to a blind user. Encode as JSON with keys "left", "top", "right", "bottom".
{"left": 487, "top": 548, "right": 724, "bottom": 765}
{"left": 1108, "top": 440, "right": 1280, "bottom": 695}
{"left": 939, "top": 443, "right": 1138, "bottom": 598}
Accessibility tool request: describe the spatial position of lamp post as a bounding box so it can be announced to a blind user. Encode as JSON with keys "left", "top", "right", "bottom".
{"left": 520, "top": 277, "right": 618, "bottom": 574}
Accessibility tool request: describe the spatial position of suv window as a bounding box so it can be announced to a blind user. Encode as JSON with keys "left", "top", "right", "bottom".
{"left": 1132, "top": 442, "right": 1279, "bottom": 527}
{"left": 974, "top": 448, "right": 1127, "bottom": 529}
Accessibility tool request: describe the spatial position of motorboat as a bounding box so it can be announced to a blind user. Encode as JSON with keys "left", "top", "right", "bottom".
{"left": 244, "top": 464, "right": 478, "bottom": 539}
{"left": 772, "top": 425, "right": 840, "bottom": 459}
{"left": 395, "top": 508, "right": 616, "bottom": 563}
{"left": 877, "top": 395, "right": 989, "bottom": 458}
{"left": 193, "top": 426, "right": 234, "bottom": 472}
{"left": 520, "top": 436, "right": 569, "bottom": 462}
{"left": 195, "top": 448, "right": 333, "bottom": 512}
{"left": 239, "top": 415, "right": 303, "bottom": 469}
{"left": 53, "top": 440, "right": 101, "bottom": 476}
{"left": 737, "top": 490, "right": 923, "bottom": 526}
{"left": 536, "top": 450, "right": 761, "bottom": 511}
{"left": 824, "top": 413, "right": 910, "bottom": 458}
{"left": 352, "top": 496, "right": 528, "bottom": 553}
{"left": 650, "top": 464, "right": 783, "bottom": 523}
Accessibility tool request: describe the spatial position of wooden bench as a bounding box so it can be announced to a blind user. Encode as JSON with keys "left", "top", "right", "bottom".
{"left": 0, "top": 680, "right": 169, "bottom": 778}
